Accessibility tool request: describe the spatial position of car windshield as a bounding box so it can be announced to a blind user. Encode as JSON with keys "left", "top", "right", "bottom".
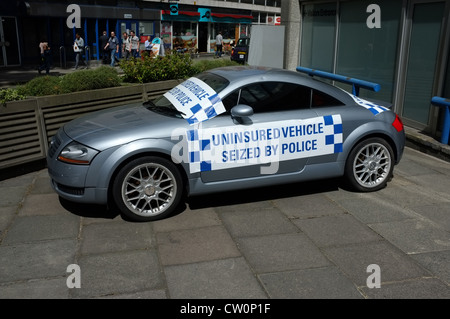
{"left": 147, "top": 72, "right": 229, "bottom": 118}
{"left": 237, "top": 38, "right": 249, "bottom": 46}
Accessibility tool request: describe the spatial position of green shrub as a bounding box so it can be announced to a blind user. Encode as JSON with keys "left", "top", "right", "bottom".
{"left": 0, "top": 88, "right": 26, "bottom": 106}
{"left": 16, "top": 66, "right": 121, "bottom": 97}
{"left": 59, "top": 66, "right": 121, "bottom": 93}
{"left": 17, "top": 76, "right": 62, "bottom": 97}
{"left": 120, "top": 53, "right": 198, "bottom": 83}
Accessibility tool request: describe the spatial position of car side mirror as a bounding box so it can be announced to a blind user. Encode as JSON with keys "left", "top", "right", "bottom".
{"left": 231, "top": 104, "right": 254, "bottom": 118}
{"left": 231, "top": 104, "right": 253, "bottom": 125}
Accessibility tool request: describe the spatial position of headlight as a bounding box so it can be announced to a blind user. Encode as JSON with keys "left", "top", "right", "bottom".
{"left": 58, "top": 142, "right": 99, "bottom": 165}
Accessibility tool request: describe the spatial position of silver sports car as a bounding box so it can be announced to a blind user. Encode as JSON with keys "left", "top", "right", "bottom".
{"left": 47, "top": 66, "right": 405, "bottom": 221}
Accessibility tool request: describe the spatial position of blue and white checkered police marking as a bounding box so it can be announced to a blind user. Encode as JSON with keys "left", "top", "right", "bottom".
{"left": 186, "top": 115, "right": 343, "bottom": 173}
{"left": 164, "top": 77, "right": 226, "bottom": 125}
{"left": 350, "top": 95, "right": 389, "bottom": 115}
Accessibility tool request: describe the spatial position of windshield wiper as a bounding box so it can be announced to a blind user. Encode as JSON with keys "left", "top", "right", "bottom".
{"left": 144, "top": 101, "right": 186, "bottom": 117}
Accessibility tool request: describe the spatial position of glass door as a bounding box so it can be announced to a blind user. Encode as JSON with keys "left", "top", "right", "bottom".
{"left": 399, "top": 1, "right": 446, "bottom": 129}
{"left": 0, "top": 16, "right": 20, "bottom": 66}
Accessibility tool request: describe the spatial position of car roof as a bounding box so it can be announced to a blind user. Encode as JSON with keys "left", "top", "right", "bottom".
{"left": 207, "top": 66, "right": 354, "bottom": 103}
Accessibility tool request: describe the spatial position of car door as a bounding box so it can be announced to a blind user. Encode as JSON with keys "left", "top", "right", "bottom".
{"left": 199, "top": 81, "right": 319, "bottom": 183}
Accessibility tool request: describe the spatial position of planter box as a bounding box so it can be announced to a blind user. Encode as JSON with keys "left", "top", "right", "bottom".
{"left": 0, "top": 80, "right": 180, "bottom": 170}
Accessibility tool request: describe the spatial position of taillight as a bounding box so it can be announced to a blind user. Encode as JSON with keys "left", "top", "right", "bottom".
{"left": 392, "top": 114, "right": 404, "bottom": 132}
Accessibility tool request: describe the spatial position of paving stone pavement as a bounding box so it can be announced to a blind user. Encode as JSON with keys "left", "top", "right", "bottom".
{"left": 0, "top": 147, "right": 449, "bottom": 299}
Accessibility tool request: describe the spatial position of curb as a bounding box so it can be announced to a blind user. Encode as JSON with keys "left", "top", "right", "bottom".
{"left": 405, "top": 126, "right": 450, "bottom": 162}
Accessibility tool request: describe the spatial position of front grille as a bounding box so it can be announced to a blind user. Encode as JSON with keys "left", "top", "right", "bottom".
{"left": 56, "top": 182, "right": 85, "bottom": 196}
{"left": 48, "top": 135, "right": 61, "bottom": 158}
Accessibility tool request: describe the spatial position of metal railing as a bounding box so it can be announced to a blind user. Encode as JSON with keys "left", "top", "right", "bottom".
{"left": 296, "top": 66, "right": 380, "bottom": 97}
{"left": 59, "top": 46, "right": 66, "bottom": 69}
{"left": 431, "top": 96, "right": 450, "bottom": 145}
{"left": 84, "top": 46, "right": 91, "bottom": 68}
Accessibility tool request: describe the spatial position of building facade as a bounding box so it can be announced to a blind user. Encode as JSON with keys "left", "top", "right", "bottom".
{"left": 0, "top": 0, "right": 280, "bottom": 67}
{"left": 283, "top": 0, "right": 450, "bottom": 143}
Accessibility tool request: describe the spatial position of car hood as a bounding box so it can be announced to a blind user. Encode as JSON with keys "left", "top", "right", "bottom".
{"left": 63, "top": 103, "right": 187, "bottom": 150}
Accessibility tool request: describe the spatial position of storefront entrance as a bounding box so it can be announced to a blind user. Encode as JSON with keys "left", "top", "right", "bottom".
{"left": 0, "top": 16, "right": 20, "bottom": 66}
{"left": 198, "top": 22, "right": 208, "bottom": 53}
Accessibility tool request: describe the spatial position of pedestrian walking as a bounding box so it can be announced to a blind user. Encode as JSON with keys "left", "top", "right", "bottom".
{"left": 104, "top": 31, "right": 119, "bottom": 67}
{"left": 99, "top": 30, "right": 109, "bottom": 64}
{"left": 73, "top": 33, "right": 87, "bottom": 69}
{"left": 122, "top": 32, "right": 131, "bottom": 60}
{"left": 215, "top": 31, "right": 223, "bottom": 58}
{"left": 38, "top": 39, "right": 51, "bottom": 74}
{"left": 129, "top": 30, "right": 140, "bottom": 58}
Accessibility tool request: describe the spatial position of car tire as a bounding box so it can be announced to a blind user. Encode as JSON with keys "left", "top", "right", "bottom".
{"left": 113, "top": 156, "right": 183, "bottom": 222}
{"left": 344, "top": 137, "right": 394, "bottom": 192}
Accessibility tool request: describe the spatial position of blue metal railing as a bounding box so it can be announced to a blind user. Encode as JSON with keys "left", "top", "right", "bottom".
{"left": 431, "top": 96, "right": 450, "bottom": 145}
{"left": 296, "top": 66, "right": 380, "bottom": 97}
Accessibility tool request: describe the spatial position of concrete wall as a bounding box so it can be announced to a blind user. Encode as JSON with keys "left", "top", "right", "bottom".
{"left": 281, "top": 0, "right": 301, "bottom": 70}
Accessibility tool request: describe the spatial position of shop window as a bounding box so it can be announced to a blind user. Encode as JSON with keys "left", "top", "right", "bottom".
{"left": 173, "top": 22, "right": 197, "bottom": 51}
{"left": 336, "top": 0, "right": 402, "bottom": 102}
{"left": 139, "top": 22, "right": 154, "bottom": 37}
{"left": 252, "top": 12, "right": 260, "bottom": 24}
{"left": 300, "top": 2, "right": 336, "bottom": 73}
{"left": 211, "top": 23, "right": 237, "bottom": 54}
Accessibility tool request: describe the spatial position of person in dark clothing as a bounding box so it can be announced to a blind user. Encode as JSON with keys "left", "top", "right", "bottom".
{"left": 104, "top": 31, "right": 119, "bottom": 67}
{"left": 38, "top": 39, "right": 51, "bottom": 74}
{"left": 99, "top": 31, "right": 109, "bottom": 64}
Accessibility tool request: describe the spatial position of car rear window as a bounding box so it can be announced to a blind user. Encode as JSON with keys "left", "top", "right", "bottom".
{"left": 196, "top": 72, "right": 230, "bottom": 94}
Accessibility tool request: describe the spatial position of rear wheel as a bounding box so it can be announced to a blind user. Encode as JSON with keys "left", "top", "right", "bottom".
{"left": 344, "top": 137, "right": 394, "bottom": 192}
{"left": 113, "top": 156, "right": 183, "bottom": 222}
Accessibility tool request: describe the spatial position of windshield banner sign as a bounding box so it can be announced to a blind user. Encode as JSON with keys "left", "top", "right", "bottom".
{"left": 164, "top": 77, "right": 226, "bottom": 125}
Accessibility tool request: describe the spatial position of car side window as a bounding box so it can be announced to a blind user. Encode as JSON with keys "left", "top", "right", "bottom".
{"left": 222, "top": 82, "right": 312, "bottom": 113}
{"left": 311, "top": 89, "right": 344, "bottom": 107}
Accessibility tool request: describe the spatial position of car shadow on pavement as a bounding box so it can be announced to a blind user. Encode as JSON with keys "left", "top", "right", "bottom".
{"left": 58, "top": 195, "right": 189, "bottom": 223}
{"left": 187, "top": 177, "right": 342, "bottom": 210}
{"left": 56, "top": 177, "right": 343, "bottom": 221}
{"left": 59, "top": 197, "right": 121, "bottom": 220}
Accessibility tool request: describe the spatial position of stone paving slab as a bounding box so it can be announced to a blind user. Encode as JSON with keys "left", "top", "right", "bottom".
{"left": 369, "top": 219, "right": 450, "bottom": 254}
{"left": 293, "top": 214, "right": 383, "bottom": 248}
{"left": 80, "top": 221, "right": 153, "bottom": 255}
{"left": 323, "top": 241, "right": 430, "bottom": 286}
{"left": 157, "top": 226, "right": 241, "bottom": 266}
{"left": 3, "top": 214, "right": 80, "bottom": 244}
{"left": 410, "top": 250, "right": 450, "bottom": 285}
{"left": 236, "top": 233, "right": 331, "bottom": 273}
{"left": 219, "top": 207, "right": 298, "bottom": 238}
{"left": 259, "top": 266, "right": 363, "bottom": 299}
{"left": 0, "top": 239, "right": 76, "bottom": 283}
{"left": 72, "top": 249, "right": 163, "bottom": 298}
{"left": 164, "top": 257, "right": 267, "bottom": 299}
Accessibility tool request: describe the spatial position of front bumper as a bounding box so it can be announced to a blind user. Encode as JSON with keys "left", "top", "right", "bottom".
{"left": 47, "top": 129, "right": 108, "bottom": 204}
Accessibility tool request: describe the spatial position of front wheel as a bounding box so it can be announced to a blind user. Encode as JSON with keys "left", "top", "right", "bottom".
{"left": 113, "top": 156, "right": 183, "bottom": 222}
{"left": 344, "top": 137, "right": 394, "bottom": 192}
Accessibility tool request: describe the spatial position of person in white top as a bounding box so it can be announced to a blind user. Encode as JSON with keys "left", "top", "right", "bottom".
{"left": 215, "top": 31, "right": 223, "bottom": 58}
{"left": 129, "top": 30, "right": 140, "bottom": 58}
{"left": 122, "top": 32, "right": 131, "bottom": 60}
{"left": 73, "top": 33, "right": 87, "bottom": 69}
